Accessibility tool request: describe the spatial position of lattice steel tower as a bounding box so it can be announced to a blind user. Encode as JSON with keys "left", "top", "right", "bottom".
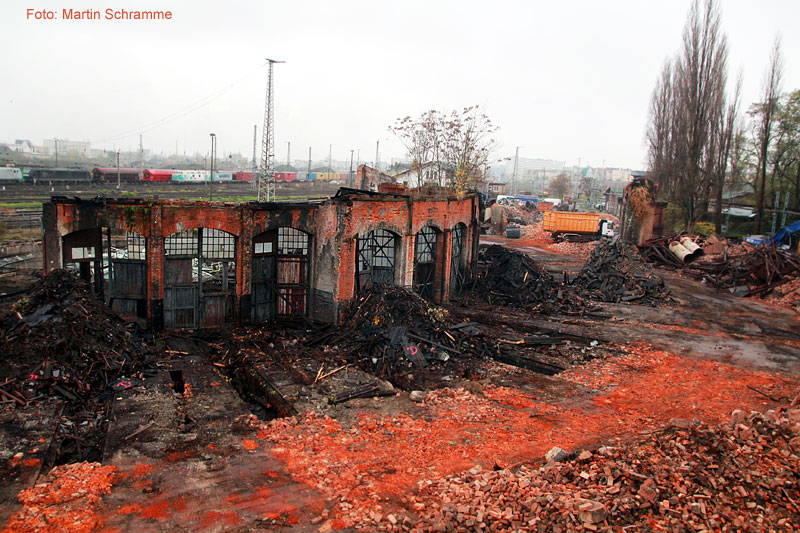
{"left": 258, "top": 59, "right": 284, "bottom": 202}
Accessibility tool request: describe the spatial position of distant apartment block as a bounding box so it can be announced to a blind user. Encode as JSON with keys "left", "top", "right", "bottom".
{"left": 42, "top": 138, "right": 92, "bottom": 157}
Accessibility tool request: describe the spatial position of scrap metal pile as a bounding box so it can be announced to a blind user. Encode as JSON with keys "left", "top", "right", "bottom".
{"left": 413, "top": 406, "right": 800, "bottom": 530}
{"left": 572, "top": 239, "right": 671, "bottom": 305}
{"left": 465, "top": 245, "right": 586, "bottom": 314}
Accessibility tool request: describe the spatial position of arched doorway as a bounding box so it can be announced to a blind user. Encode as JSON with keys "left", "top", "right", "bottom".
{"left": 163, "top": 228, "right": 236, "bottom": 329}
{"left": 413, "top": 225, "right": 440, "bottom": 300}
{"left": 251, "top": 227, "right": 310, "bottom": 322}
{"left": 356, "top": 228, "right": 399, "bottom": 294}
{"left": 108, "top": 230, "right": 147, "bottom": 322}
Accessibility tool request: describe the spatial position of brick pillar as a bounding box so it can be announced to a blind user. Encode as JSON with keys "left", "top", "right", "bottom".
{"left": 239, "top": 209, "right": 253, "bottom": 322}
{"left": 42, "top": 203, "right": 61, "bottom": 273}
{"left": 441, "top": 229, "right": 453, "bottom": 302}
{"left": 403, "top": 233, "right": 416, "bottom": 289}
{"left": 148, "top": 205, "right": 164, "bottom": 331}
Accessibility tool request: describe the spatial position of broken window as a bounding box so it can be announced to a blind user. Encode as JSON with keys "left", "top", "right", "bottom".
{"left": 163, "top": 227, "right": 237, "bottom": 329}
{"left": 356, "top": 229, "right": 398, "bottom": 293}
{"left": 201, "top": 229, "right": 236, "bottom": 295}
{"left": 413, "top": 225, "right": 440, "bottom": 300}
{"left": 103, "top": 228, "right": 148, "bottom": 322}
{"left": 251, "top": 227, "right": 310, "bottom": 322}
{"left": 61, "top": 228, "right": 103, "bottom": 297}
{"left": 450, "top": 223, "right": 467, "bottom": 294}
{"left": 165, "top": 228, "right": 199, "bottom": 257}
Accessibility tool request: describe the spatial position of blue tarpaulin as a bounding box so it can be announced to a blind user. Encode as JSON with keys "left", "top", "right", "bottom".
{"left": 771, "top": 220, "right": 800, "bottom": 246}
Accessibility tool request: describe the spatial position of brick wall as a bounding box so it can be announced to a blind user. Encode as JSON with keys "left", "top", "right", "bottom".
{"left": 45, "top": 191, "right": 478, "bottom": 329}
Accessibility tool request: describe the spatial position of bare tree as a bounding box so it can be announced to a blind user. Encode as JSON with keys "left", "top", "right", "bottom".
{"left": 441, "top": 106, "right": 500, "bottom": 193}
{"left": 389, "top": 110, "right": 441, "bottom": 187}
{"left": 753, "top": 37, "right": 783, "bottom": 233}
{"left": 776, "top": 90, "right": 800, "bottom": 207}
{"left": 646, "top": 60, "right": 677, "bottom": 193}
{"left": 389, "top": 106, "right": 500, "bottom": 192}
{"left": 548, "top": 173, "right": 571, "bottom": 199}
{"left": 645, "top": 0, "right": 729, "bottom": 231}
{"left": 710, "top": 75, "right": 742, "bottom": 232}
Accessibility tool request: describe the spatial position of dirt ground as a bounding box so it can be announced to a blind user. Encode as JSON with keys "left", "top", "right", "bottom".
{"left": 2, "top": 236, "right": 799, "bottom": 531}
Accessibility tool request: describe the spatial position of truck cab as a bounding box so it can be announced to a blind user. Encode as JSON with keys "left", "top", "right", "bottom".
{"left": 600, "top": 219, "right": 615, "bottom": 238}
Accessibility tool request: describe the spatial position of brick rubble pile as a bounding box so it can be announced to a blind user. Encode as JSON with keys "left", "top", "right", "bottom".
{"left": 411, "top": 405, "right": 800, "bottom": 531}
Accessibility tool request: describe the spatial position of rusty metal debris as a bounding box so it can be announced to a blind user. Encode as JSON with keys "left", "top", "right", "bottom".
{"left": 692, "top": 243, "right": 800, "bottom": 297}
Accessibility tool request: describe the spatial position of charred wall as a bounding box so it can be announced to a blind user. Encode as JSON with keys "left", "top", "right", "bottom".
{"left": 43, "top": 190, "right": 478, "bottom": 331}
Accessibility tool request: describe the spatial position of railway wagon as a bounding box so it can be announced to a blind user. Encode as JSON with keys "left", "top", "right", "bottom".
{"left": 213, "top": 171, "right": 233, "bottom": 182}
{"left": 275, "top": 172, "right": 296, "bottom": 182}
{"left": 142, "top": 169, "right": 173, "bottom": 182}
{"left": 234, "top": 171, "right": 255, "bottom": 182}
{"left": 27, "top": 168, "right": 92, "bottom": 184}
{"left": 172, "top": 170, "right": 210, "bottom": 182}
{"left": 0, "top": 167, "right": 23, "bottom": 183}
{"left": 92, "top": 167, "right": 140, "bottom": 183}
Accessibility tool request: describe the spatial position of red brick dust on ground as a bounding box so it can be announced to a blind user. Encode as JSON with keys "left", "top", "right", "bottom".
{"left": 2, "top": 462, "right": 117, "bottom": 533}
{"left": 253, "top": 343, "right": 798, "bottom": 529}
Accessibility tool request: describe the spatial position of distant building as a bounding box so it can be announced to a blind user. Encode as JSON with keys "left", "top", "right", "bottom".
{"left": 355, "top": 164, "right": 394, "bottom": 191}
{"left": 487, "top": 182, "right": 506, "bottom": 196}
{"left": 392, "top": 162, "right": 452, "bottom": 188}
{"left": 13, "top": 140, "right": 34, "bottom": 153}
{"left": 41, "top": 138, "right": 91, "bottom": 157}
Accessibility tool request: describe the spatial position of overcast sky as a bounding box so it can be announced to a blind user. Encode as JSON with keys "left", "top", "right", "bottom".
{"left": 1, "top": 0, "right": 797, "bottom": 170}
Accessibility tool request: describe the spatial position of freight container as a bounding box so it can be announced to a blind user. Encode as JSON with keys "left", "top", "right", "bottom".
{"left": 542, "top": 211, "right": 615, "bottom": 242}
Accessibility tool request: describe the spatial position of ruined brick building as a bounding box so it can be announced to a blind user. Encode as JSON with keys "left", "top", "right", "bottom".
{"left": 42, "top": 189, "right": 479, "bottom": 330}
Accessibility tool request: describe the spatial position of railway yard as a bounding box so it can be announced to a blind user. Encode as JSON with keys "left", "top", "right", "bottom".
{"left": 1, "top": 190, "right": 800, "bottom": 532}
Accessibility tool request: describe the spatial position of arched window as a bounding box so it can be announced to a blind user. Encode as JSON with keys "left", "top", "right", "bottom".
{"left": 356, "top": 228, "right": 399, "bottom": 293}
{"left": 413, "top": 225, "right": 440, "bottom": 300}
{"left": 163, "top": 228, "right": 236, "bottom": 329}
{"left": 450, "top": 223, "right": 467, "bottom": 294}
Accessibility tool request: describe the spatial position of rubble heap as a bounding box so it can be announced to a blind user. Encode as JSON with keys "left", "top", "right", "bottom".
{"left": 414, "top": 406, "right": 800, "bottom": 531}
{"left": 573, "top": 240, "right": 670, "bottom": 305}
{"left": 692, "top": 244, "right": 800, "bottom": 297}
{"left": 323, "top": 285, "right": 463, "bottom": 387}
{"left": 466, "top": 245, "right": 585, "bottom": 314}
{"left": 0, "top": 269, "right": 153, "bottom": 408}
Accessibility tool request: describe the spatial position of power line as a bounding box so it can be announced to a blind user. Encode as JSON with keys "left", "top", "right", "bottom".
{"left": 92, "top": 62, "right": 266, "bottom": 146}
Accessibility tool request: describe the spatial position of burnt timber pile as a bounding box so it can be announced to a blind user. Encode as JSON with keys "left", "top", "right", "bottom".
{"left": 0, "top": 270, "right": 154, "bottom": 463}
{"left": 0, "top": 270, "right": 152, "bottom": 406}
{"left": 465, "top": 244, "right": 587, "bottom": 314}
{"left": 310, "top": 285, "right": 570, "bottom": 390}
{"left": 572, "top": 239, "right": 671, "bottom": 305}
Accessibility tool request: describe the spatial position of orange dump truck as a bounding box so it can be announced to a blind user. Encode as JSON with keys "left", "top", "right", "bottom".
{"left": 542, "top": 211, "right": 616, "bottom": 242}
